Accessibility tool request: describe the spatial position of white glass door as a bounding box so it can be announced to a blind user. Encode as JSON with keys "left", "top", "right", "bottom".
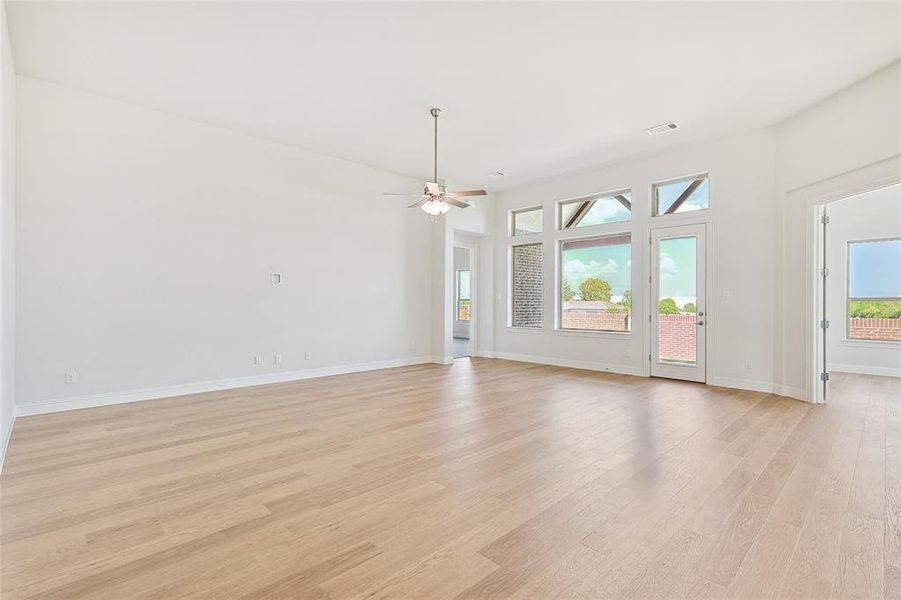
{"left": 650, "top": 223, "right": 707, "bottom": 382}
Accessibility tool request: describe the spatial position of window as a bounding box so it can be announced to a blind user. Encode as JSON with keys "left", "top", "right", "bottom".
{"left": 560, "top": 233, "right": 631, "bottom": 332}
{"left": 847, "top": 238, "right": 901, "bottom": 342}
{"left": 511, "top": 207, "right": 543, "bottom": 236}
{"left": 456, "top": 270, "right": 471, "bottom": 321}
{"left": 653, "top": 175, "right": 709, "bottom": 216}
{"left": 511, "top": 243, "right": 543, "bottom": 328}
{"left": 560, "top": 191, "right": 631, "bottom": 229}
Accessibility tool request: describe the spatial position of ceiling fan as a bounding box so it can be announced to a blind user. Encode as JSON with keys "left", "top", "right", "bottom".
{"left": 384, "top": 108, "right": 487, "bottom": 217}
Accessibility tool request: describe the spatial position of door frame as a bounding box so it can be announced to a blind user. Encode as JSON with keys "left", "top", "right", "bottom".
{"left": 648, "top": 221, "right": 708, "bottom": 383}
{"left": 452, "top": 246, "right": 473, "bottom": 357}
{"left": 794, "top": 158, "right": 900, "bottom": 404}
{"left": 451, "top": 230, "right": 486, "bottom": 360}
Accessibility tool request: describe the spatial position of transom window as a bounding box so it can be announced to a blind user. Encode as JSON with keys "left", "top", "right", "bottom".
{"left": 847, "top": 238, "right": 901, "bottom": 342}
{"left": 511, "top": 207, "right": 543, "bottom": 236}
{"left": 653, "top": 175, "right": 709, "bottom": 216}
{"left": 559, "top": 191, "right": 631, "bottom": 229}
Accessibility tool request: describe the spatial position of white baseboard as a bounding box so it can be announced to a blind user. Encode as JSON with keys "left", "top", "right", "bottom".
{"left": 0, "top": 410, "right": 15, "bottom": 475}
{"left": 492, "top": 352, "right": 646, "bottom": 377}
{"left": 16, "top": 356, "right": 441, "bottom": 417}
{"left": 830, "top": 363, "right": 901, "bottom": 378}
{"left": 708, "top": 376, "right": 808, "bottom": 402}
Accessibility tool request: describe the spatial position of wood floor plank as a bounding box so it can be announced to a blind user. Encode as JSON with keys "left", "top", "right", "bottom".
{"left": 0, "top": 363, "right": 895, "bottom": 599}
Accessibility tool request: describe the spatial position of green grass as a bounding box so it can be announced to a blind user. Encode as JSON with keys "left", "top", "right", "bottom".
{"left": 849, "top": 299, "right": 901, "bottom": 319}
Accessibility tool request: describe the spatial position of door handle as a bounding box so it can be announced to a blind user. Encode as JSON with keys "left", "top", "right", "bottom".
{"left": 697, "top": 320, "right": 705, "bottom": 326}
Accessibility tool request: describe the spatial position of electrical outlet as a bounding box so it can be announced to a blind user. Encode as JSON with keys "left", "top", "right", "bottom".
{"left": 744, "top": 359, "right": 753, "bottom": 370}
{"left": 65, "top": 371, "right": 77, "bottom": 384}
{"left": 253, "top": 355, "right": 262, "bottom": 365}
{"left": 274, "top": 353, "right": 282, "bottom": 365}
{"left": 305, "top": 352, "right": 312, "bottom": 361}
{"left": 270, "top": 273, "right": 282, "bottom": 285}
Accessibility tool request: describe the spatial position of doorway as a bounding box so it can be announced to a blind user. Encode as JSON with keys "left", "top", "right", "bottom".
{"left": 650, "top": 223, "right": 707, "bottom": 382}
{"left": 815, "top": 184, "right": 901, "bottom": 401}
{"left": 453, "top": 246, "right": 472, "bottom": 359}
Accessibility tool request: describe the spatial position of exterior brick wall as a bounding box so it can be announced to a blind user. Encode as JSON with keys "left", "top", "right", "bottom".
{"left": 561, "top": 311, "right": 630, "bottom": 331}
{"left": 512, "top": 244, "right": 543, "bottom": 327}
{"left": 849, "top": 317, "right": 901, "bottom": 341}
{"left": 658, "top": 314, "right": 697, "bottom": 362}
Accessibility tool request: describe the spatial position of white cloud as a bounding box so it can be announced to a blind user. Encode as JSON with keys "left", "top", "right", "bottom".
{"left": 659, "top": 253, "right": 678, "bottom": 279}
{"left": 564, "top": 258, "right": 618, "bottom": 279}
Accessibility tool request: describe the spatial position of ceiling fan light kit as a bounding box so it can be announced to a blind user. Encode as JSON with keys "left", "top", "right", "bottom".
{"left": 384, "top": 108, "right": 488, "bottom": 221}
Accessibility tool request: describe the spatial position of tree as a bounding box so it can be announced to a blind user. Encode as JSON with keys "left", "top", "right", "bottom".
{"left": 658, "top": 297, "right": 679, "bottom": 315}
{"left": 562, "top": 280, "right": 575, "bottom": 301}
{"left": 683, "top": 302, "right": 696, "bottom": 314}
{"left": 579, "top": 278, "right": 612, "bottom": 302}
{"left": 622, "top": 290, "right": 632, "bottom": 311}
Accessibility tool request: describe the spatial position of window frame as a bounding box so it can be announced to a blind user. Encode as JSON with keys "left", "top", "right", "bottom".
{"left": 845, "top": 236, "right": 901, "bottom": 343}
{"left": 510, "top": 242, "right": 544, "bottom": 329}
{"left": 652, "top": 173, "right": 710, "bottom": 217}
{"left": 557, "top": 189, "right": 632, "bottom": 231}
{"left": 557, "top": 231, "right": 633, "bottom": 334}
{"left": 510, "top": 206, "right": 544, "bottom": 237}
{"left": 456, "top": 269, "right": 471, "bottom": 322}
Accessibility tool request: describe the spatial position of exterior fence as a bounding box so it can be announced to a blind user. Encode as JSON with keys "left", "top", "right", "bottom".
{"left": 849, "top": 317, "right": 901, "bottom": 342}
{"left": 657, "top": 314, "right": 697, "bottom": 362}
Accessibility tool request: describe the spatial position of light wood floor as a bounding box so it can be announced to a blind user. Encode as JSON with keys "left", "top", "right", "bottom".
{"left": 1, "top": 360, "right": 898, "bottom": 599}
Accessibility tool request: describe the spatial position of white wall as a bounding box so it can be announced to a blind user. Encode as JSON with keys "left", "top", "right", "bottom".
{"left": 825, "top": 184, "right": 901, "bottom": 376}
{"left": 492, "top": 130, "right": 782, "bottom": 391}
{"left": 1, "top": 1, "right": 16, "bottom": 463}
{"left": 452, "top": 246, "right": 470, "bottom": 339}
{"left": 776, "top": 61, "right": 901, "bottom": 396}
{"left": 16, "top": 77, "right": 436, "bottom": 413}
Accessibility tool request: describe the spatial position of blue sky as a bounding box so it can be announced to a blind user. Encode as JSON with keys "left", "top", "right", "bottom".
{"left": 849, "top": 239, "right": 901, "bottom": 297}
{"left": 658, "top": 237, "right": 696, "bottom": 304}
{"left": 562, "top": 243, "right": 631, "bottom": 298}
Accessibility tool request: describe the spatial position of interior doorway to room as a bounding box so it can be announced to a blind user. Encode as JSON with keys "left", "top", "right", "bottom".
{"left": 453, "top": 246, "right": 473, "bottom": 359}
{"left": 650, "top": 223, "right": 707, "bottom": 382}
{"left": 816, "top": 183, "right": 901, "bottom": 401}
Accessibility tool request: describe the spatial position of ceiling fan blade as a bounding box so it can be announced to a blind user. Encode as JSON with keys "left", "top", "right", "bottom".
{"left": 408, "top": 199, "right": 428, "bottom": 208}
{"left": 384, "top": 192, "right": 424, "bottom": 197}
{"left": 448, "top": 190, "right": 487, "bottom": 197}
{"left": 425, "top": 181, "right": 440, "bottom": 195}
{"left": 445, "top": 197, "right": 471, "bottom": 209}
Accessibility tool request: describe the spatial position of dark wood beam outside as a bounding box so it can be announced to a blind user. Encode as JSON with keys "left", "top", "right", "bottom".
{"left": 564, "top": 199, "right": 597, "bottom": 229}
{"left": 664, "top": 178, "right": 705, "bottom": 214}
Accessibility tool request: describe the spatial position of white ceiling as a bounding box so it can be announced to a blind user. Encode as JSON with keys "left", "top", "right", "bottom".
{"left": 6, "top": 1, "right": 900, "bottom": 190}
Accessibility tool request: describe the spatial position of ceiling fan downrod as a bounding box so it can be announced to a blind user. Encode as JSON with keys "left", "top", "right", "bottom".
{"left": 430, "top": 107, "right": 440, "bottom": 187}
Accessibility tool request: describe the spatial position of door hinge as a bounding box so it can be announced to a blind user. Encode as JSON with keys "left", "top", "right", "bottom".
{"left": 821, "top": 215, "right": 830, "bottom": 225}
{"left": 820, "top": 319, "right": 829, "bottom": 329}
{"left": 821, "top": 267, "right": 829, "bottom": 277}
{"left": 648, "top": 315, "right": 652, "bottom": 322}
{"left": 820, "top": 372, "right": 830, "bottom": 382}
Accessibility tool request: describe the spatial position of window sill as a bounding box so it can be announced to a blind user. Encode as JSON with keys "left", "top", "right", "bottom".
{"left": 842, "top": 338, "right": 900, "bottom": 348}
{"left": 505, "top": 326, "right": 545, "bottom": 333}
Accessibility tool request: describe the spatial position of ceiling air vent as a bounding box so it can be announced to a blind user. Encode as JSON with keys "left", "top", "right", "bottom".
{"left": 645, "top": 122, "right": 680, "bottom": 136}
